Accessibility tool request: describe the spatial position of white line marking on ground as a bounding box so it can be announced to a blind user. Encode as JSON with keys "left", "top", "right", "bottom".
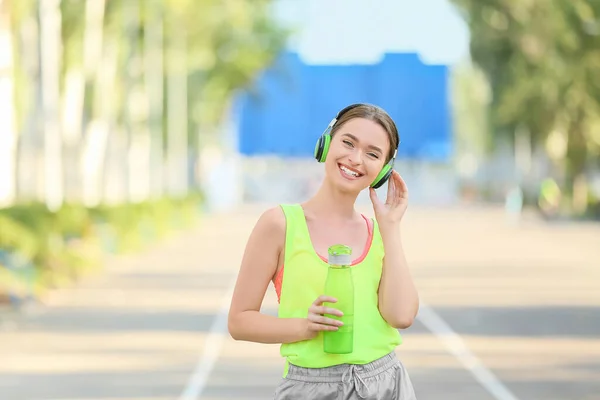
{"left": 178, "top": 282, "right": 235, "bottom": 400}
{"left": 417, "top": 303, "right": 521, "bottom": 400}
{"left": 179, "top": 286, "right": 521, "bottom": 399}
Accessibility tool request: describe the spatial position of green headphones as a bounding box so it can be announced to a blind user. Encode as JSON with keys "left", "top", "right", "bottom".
{"left": 313, "top": 103, "right": 399, "bottom": 189}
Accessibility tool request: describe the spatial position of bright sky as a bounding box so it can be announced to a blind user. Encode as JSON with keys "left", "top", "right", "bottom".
{"left": 273, "top": 0, "right": 470, "bottom": 66}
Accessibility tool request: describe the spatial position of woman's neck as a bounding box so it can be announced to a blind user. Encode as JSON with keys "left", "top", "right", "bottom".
{"left": 303, "top": 179, "right": 360, "bottom": 220}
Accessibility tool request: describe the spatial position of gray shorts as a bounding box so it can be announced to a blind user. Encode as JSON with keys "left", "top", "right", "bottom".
{"left": 274, "top": 352, "right": 416, "bottom": 400}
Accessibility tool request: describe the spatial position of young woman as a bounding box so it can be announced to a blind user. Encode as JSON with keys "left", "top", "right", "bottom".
{"left": 228, "top": 103, "right": 419, "bottom": 399}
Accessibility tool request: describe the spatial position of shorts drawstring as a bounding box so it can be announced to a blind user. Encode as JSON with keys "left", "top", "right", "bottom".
{"left": 342, "top": 364, "right": 370, "bottom": 398}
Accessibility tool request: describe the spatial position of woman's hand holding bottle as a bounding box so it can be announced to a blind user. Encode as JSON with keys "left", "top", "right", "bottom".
{"left": 303, "top": 295, "right": 344, "bottom": 339}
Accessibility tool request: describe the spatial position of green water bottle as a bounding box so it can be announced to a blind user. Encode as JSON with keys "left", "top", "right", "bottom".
{"left": 323, "top": 244, "right": 354, "bottom": 354}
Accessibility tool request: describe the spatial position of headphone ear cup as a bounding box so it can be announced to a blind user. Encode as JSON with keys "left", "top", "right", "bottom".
{"left": 315, "top": 134, "right": 331, "bottom": 163}
{"left": 314, "top": 136, "right": 324, "bottom": 161}
{"left": 371, "top": 163, "right": 393, "bottom": 189}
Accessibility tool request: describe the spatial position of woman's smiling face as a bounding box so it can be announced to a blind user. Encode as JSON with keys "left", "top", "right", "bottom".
{"left": 324, "top": 117, "right": 391, "bottom": 193}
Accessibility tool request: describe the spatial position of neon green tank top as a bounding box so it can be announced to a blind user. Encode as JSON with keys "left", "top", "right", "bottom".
{"left": 278, "top": 204, "right": 402, "bottom": 376}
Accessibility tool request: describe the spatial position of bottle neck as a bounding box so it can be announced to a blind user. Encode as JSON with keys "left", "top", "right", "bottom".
{"left": 328, "top": 253, "right": 352, "bottom": 266}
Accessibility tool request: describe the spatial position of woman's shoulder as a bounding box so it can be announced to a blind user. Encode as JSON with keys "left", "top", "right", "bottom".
{"left": 260, "top": 205, "right": 286, "bottom": 223}
{"left": 242, "top": 206, "right": 287, "bottom": 256}
{"left": 253, "top": 205, "right": 287, "bottom": 237}
{"left": 256, "top": 203, "right": 305, "bottom": 227}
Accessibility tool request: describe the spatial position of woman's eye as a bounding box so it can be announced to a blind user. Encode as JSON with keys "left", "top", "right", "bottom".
{"left": 343, "top": 140, "right": 354, "bottom": 147}
{"left": 368, "top": 153, "right": 379, "bottom": 159}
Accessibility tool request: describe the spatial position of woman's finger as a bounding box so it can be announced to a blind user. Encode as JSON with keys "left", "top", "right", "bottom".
{"left": 309, "top": 322, "right": 339, "bottom": 332}
{"left": 308, "top": 313, "right": 344, "bottom": 327}
{"left": 394, "top": 171, "right": 409, "bottom": 198}
{"left": 385, "top": 173, "right": 396, "bottom": 205}
{"left": 310, "top": 305, "right": 343, "bottom": 317}
{"left": 313, "top": 295, "right": 337, "bottom": 306}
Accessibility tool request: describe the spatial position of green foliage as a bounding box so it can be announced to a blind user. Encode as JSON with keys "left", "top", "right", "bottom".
{"left": 450, "top": 61, "right": 493, "bottom": 156}
{"left": 0, "top": 214, "right": 37, "bottom": 260}
{"left": 450, "top": 0, "right": 600, "bottom": 215}
{"left": 56, "top": 0, "right": 289, "bottom": 136}
{"left": 60, "top": 0, "right": 86, "bottom": 70}
{"left": 0, "top": 193, "right": 204, "bottom": 301}
{"left": 178, "top": 0, "right": 290, "bottom": 127}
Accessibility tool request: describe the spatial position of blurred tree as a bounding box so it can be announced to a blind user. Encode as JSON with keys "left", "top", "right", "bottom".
{"left": 6, "top": 0, "right": 287, "bottom": 207}
{"left": 451, "top": 0, "right": 600, "bottom": 214}
{"left": 11, "top": 0, "right": 41, "bottom": 202}
{"left": 0, "top": 0, "right": 18, "bottom": 207}
{"left": 3, "top": 0, "right": 288, "bottom": 302}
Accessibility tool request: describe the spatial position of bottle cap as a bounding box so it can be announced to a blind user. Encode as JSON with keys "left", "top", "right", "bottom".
{"left": 327, "top": 244, "right": 352, "bottom": 265}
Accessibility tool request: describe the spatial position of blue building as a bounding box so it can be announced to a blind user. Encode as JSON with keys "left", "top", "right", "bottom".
{"left": 235, "top": 51, "right": 452, "bottom": 162}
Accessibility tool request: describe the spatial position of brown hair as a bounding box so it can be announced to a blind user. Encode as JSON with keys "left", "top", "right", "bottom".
{"left": 330, "top": 104, "right": 399, "bottom": 163}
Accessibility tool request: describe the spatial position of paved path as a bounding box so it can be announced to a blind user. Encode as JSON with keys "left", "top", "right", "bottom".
{"left": 0, "top": 204, "right": 599, "bottom": 400}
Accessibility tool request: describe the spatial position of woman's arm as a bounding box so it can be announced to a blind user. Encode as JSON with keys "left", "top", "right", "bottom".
{"left": 369, "top": 171, "right": 419, "bottom": 329}
{"left": 377, "top": 226, "right": 419, "bottom": 329}
{"left": 227, "top": 207, "right": 312, "bottom": 344}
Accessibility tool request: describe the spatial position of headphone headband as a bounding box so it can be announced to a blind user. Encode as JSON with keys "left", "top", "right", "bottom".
{"left": 336, "top": 103, "right": 364, "bottom": 120}
{"left": 328, "top": 103, "right": 400, "bottom": 153}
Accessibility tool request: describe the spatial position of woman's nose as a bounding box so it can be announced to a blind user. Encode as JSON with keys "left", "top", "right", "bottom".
{"left": 348, "top": 150, "right": 363, "bottom": 165}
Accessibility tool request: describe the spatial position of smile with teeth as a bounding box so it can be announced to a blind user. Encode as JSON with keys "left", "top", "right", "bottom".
{"left": 338, "top": 163, "right": 363, "bottom": 179}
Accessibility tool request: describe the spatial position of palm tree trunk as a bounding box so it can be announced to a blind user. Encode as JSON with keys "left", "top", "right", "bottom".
{"left": 61, "top": 68, "right": 85, "bottom": 202}
{"left": 82, "top": 34, "right": 117, "bottom": 206}
{"left": 0, "top": 0, "right": 17, "bottom": 207}
{"left": 122, "top": 0, "right": 152, "bottom": 203}
{"left": 144, "top": 0, "right": 165, "bottom": 198}
{"left": 165, "top": 18, "right": 188, "bottom": 198}
{"left": 15, "top": 8, "right": 42, "bottom": 202}
{"left": 62, "top": 0, "right": 106, "bottom": 202}
{"left": 39, "top": 0, "right": 63, "bottom": 211}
